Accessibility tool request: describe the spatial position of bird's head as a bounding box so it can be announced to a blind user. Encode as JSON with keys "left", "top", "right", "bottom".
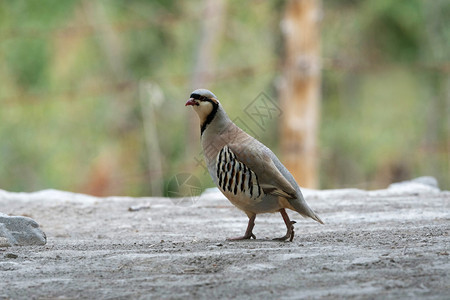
{"left": 185, "top": 89, "right": 220, "bottom": 131}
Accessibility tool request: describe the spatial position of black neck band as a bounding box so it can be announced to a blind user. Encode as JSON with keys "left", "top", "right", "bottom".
{"left": 201, "top": 100, "right": 219, "bottom": 135}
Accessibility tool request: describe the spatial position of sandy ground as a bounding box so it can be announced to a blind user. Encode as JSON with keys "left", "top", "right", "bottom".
{"left": 0, "top": 180, "right": 449, "bottom": 299}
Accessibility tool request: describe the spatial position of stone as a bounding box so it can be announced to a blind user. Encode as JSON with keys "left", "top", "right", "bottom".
{"left": 411, "top": 176, "right": 439, "bottom": 189}
{"left": 0, "top": 237, "right": 11, "bottom": 247}
{"left": 389, "top": 176, "right": 440, "bottom": 191}
{"left": 0, "top": 213, "right": 47, "bottom": 246}
{"left": 5, "top": 253, "right": 18, "bottom": 259}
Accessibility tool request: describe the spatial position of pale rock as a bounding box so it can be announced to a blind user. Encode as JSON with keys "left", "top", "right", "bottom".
{"left": 0, "top": 213, "right": 47, "bottom": 246}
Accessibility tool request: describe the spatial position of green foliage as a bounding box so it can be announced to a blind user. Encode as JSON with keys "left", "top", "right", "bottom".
{"left": 5, "top": 39, "right": 48, "bottom": 89}
{"left": 0, "top": 0, "right": 448, "bottom": 195}
{"left": 360, "top": 0, "right": 424, "bottom": 62}
{"left": 320, "top": 0, "right": 449, "bottom": 189}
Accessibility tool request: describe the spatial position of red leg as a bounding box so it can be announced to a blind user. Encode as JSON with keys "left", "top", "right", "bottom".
{"left": 227, "top": 214, "right": 256, "bottom": 240}
{"left": 273, "top": 208, "right": 296, "bottom": 242}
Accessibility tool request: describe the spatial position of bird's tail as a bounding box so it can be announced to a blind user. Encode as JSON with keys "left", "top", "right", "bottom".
{"left": 288, "top": 198, "right": 324, "bottom": 224}
{"left": 310, "top": 212, "right": 324, "bottom": 224}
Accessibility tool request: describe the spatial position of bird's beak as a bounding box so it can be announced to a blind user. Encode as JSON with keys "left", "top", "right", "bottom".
{"left": 185, "top": 98, "right": 198, "bottom": 106}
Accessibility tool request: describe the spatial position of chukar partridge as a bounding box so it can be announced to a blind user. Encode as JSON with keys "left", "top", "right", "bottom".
{"left": 185, "top": 89, "right": 323, "bottom": 241}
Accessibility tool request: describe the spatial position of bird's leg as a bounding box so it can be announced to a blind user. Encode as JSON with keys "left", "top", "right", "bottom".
{"left": 273, "top": 208, "right": 296, "bottom": 242}
{"left": 227, "top": 214, "right": 256, "bottom": 240}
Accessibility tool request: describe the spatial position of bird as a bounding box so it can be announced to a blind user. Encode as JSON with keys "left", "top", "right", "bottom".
{"left": 185, "top": 89, "right": 323, "bottom": 241}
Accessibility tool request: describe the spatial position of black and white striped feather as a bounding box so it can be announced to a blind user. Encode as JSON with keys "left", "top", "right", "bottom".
{"left": 216, "top": 145, "right": 263, "bottom": 200}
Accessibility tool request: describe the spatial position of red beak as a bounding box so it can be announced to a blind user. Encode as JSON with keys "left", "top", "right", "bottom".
{"left": 185, "top": 98, "right": 197, "bottom": 106}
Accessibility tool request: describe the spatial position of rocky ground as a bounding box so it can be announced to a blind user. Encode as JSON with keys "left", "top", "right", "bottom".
{"left": 0, "top": 177, "right": 449, "bottom": 299}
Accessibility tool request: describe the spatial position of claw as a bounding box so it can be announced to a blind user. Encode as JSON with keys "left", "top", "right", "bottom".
{"left": 227, "top": 233, "right": 256, "bottom": 241}
{"left": 272, "top": 236, "right": 289, "bottom": 241}
{"left": 228, "top": 215, "right": 256, "bottom": 241}
{"left": 273, "top": 220, "right": 296, "bottom": 242}
{"left": 289, "top": 226, "right": 295, "bottom": 242}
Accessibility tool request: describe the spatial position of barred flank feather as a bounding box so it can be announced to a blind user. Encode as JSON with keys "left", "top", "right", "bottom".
{"left": 216, "top": 146, "right": 262, "bottom": 200}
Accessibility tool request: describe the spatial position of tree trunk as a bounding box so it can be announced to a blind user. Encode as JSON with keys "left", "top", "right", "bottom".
{"left": 279, "top": 0, "right": 321, "bottom": 188}
{"left": 187, "top": 0, "right": 226, "bottom": 162}
{"left": 139, "top": 82, "right": 164, "bottom": 196}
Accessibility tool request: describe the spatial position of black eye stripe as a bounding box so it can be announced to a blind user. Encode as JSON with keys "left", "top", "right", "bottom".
{"left": 190, "top": 93, "right": 211, "bottom": 102}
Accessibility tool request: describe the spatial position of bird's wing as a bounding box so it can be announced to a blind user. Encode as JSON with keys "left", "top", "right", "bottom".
{"left": 227, "top": 141, "right": 297, "bottom": 199}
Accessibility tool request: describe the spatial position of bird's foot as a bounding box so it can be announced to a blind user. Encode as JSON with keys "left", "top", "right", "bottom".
{"left": 273, "top": 221, "right": 296, "bottom": 242}
{"left": 227, "top": 233, "right": 256, "bottom": 241}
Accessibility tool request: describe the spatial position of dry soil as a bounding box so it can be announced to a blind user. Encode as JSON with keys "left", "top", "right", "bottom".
{"left": 0, "top": 180, "right": 449, "bottom": 299}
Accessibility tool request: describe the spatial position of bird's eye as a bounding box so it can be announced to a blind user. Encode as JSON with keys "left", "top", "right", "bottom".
{"left": 190, "top": 93, "right": 210, "bottom": 102}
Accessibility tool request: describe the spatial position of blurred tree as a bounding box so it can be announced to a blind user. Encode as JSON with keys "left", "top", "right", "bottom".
{"left": 187, "top": 0, "right": 227, "bottom": 162}
{"left": 0, "top": 0, "right": 447, "bottom": 195}
{"left": 320, "top": 0, "right": 449, "bottom": 189}
{"left": 279, "top": 0, "right": 321, "bottom": 188}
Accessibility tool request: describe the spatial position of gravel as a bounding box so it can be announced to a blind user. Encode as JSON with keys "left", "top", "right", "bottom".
{"left": 0, "top": 178, "right": 448, "bottom": 299}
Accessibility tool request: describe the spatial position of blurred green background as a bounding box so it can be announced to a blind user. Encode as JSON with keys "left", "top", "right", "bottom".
{"left": 0, "top": 0, "right": 448, "bottom": 196}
